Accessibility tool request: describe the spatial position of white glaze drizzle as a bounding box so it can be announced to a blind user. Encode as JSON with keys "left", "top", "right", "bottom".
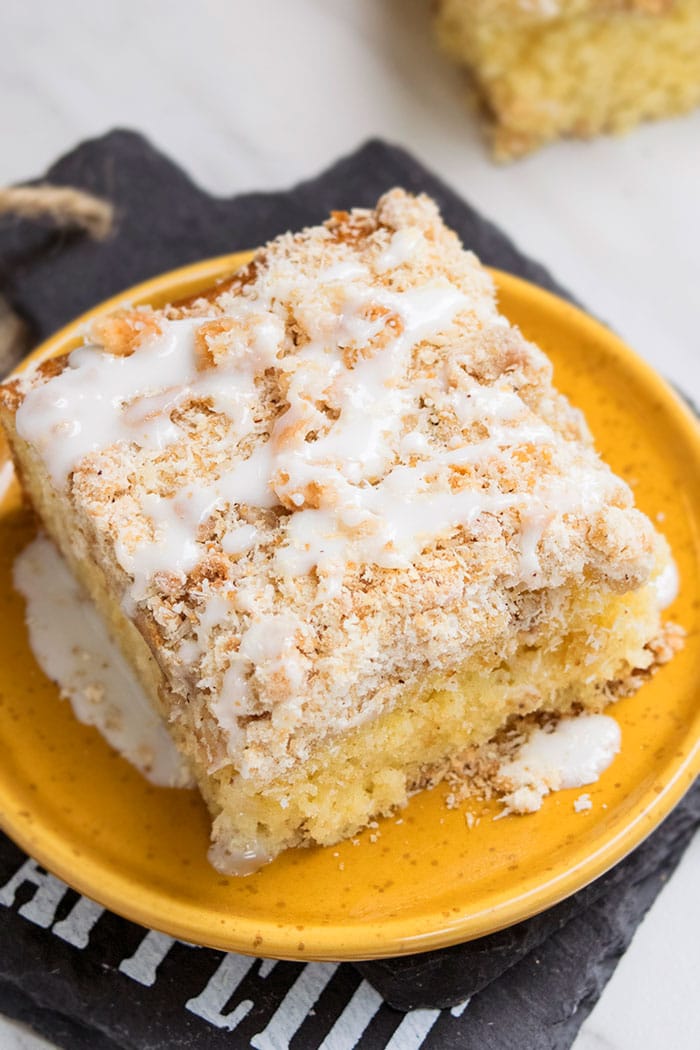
{"left": 14, "top": 232, "right": 628, "bottom": 746}
{"left": 13, "top": 535, "right": 193, "bottom": 788}
{"left": 654, "top": 557, "right": 679, "bottom": 609}
{"left": 211, "top": 610, "right": 308, "bottom": 758}
{"left": 497, "top": 714, "right": 621, "bottom": 814}
{"left": 375, "top": 228, "right": 425, "bottom": 272}
{"left": 17, "top": 320, "right": 207, "bottom": 486}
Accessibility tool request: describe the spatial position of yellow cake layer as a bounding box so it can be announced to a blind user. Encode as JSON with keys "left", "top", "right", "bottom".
{"left": 434, "top": 0, "right": 700, "bottom": 158}
{"left": 205, "top": 578, "right": 665, "bottom": 860}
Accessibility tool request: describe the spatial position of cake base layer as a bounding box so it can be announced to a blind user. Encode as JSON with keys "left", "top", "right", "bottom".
{"left": 435, "top": 0, "right": 700, "bottom": 159}
{"left": 3, "top": 410, "right": 676, "bottom": 872}
{"left": 205, "top": 580, "right": 669, "bottom": 868}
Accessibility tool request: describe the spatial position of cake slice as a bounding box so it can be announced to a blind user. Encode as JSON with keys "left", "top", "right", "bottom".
{"left": 433, "top": 0, "right": 700, "bottom": 159}
{"left": 0, "top": 190, "right": 681, "bottom": 873}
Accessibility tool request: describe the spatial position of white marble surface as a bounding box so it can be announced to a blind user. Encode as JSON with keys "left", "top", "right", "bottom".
{"left": 0, "top": 1, "right": 698, "bottom": 1047}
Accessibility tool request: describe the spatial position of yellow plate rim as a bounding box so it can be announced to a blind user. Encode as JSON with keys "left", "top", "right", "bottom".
{"left": 1, "top": 253, "right": 698, "bottom": 961}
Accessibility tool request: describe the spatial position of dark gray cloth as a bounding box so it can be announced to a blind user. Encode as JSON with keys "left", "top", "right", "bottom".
{"left": 0, "top": 131, "right": 696, "bottom": 1050}
{"left": 0, "top": 130, "right": 573, "bottom": 344}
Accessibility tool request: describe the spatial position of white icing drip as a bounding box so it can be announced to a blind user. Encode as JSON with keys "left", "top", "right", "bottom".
{"left": 375, "top": 228, "right": 425, "bottom": 272}
{"left": 498, "top": 714, "right": 621, "bottom": 814}
{"left": 16, "top": 307, "right": 285, "bottom": 492}
{"left": 13, "top": 535, "right": 193, "bottom": 788}
{"left": 274, "top": 416, "right": 607, "bottom": 581}
{"left": 654, "top": 557, "right": 679, "bottom": 609}
{"left": 207, "top": 837, "right": 272, "bottom": 877}
{"left": 214, "top": 611, "right": 306, "bottom": 744}
{"left": 517, "top": 509, "right": 555, "bottom": 583}
{"left": 444, "top": 380, "right": 526, "bottom": 427}
{"left": 221, "top": 523, "right": 259, "bottom": 555}
{"left": 17, "top": 320, "right": 206, "bottom": 485}
{"left": 320, "top": 260, "right": 368, "bottom": 282}
{"left": 194, "top": 591, "right": 232, "bottom": 642}
{"left": 117, "top": 488, "right": 213, "bottom": 602}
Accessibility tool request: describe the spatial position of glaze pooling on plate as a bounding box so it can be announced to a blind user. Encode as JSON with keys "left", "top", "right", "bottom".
{"left": 497, "top": 714, "right": 622, "bottom": 814}
{"left": 13, "top": 533, "right": 193, "bottom": 789}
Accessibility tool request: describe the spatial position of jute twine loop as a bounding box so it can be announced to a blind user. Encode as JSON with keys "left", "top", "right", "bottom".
{"left": 0, "top": 183, "right": 114, "bottom": 374}
{"left": 0, "top": 184, "right": 114, "bottom": 240}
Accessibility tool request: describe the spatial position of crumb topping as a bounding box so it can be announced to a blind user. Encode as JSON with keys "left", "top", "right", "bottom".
{"left": 5, "top": 189, "right": 660, "bottom": 782}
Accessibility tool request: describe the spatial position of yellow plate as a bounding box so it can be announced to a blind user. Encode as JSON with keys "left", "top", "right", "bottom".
{"left": 1, "top": 255, "right": 699, "bottom": 962}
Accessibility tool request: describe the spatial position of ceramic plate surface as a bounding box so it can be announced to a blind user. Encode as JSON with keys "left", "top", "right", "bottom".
{"left": 1, "top": 254, "right": 698, "bottom": 960}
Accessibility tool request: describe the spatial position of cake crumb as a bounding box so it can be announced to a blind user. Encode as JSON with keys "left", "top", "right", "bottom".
{"left": 83, "top": 682, "right": 105, "bottom": 705}
{"left": 574, "top": 793, "right": 593, "bottom": 813}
